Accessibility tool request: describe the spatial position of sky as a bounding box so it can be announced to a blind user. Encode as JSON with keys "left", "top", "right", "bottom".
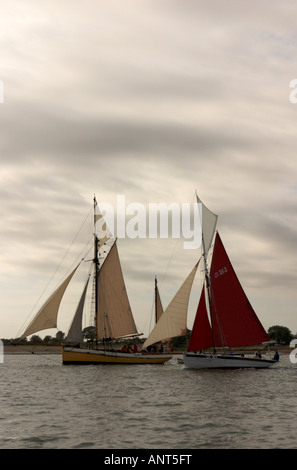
{"left": 1, "top": 0, "right": 297, "bottom": 340}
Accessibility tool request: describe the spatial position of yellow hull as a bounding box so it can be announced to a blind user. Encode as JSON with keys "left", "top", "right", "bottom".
{"left": 62, "top": 347, "right": 172, "bottom": 364}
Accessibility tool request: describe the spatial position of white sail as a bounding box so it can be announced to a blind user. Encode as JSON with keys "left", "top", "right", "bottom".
{"left": 66, "top": 275, "right": 90, "bottom": 344}
{"left": 94, "top": 200, "right": 111, "bottom": 248}
{"left": 197, "top": 195, "right": 218, "bottom": 254}
{"left": 21, "top": 265, "right": 79, "bottom": 339}
{"left": 142, "top": 262, "right": 199, "bottom": 349}
{"left": 97, "top": 241, "right": 138, "bottom": 340}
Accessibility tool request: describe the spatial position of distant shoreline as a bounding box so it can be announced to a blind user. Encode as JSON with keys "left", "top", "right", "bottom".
{"left": 4, "top": 344, "right": 61, "bottom": 354}
{"left": 3, "top": 344, "right": 292, "bottom": 355}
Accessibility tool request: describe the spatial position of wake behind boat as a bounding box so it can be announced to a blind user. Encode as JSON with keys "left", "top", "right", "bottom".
{"left": 183, "top": 195, "right": 277, "bottom": 370}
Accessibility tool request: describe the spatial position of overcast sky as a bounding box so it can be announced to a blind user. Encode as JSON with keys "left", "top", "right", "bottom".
{"left": 1, "top": 0, "right": 297, "bottom": 340}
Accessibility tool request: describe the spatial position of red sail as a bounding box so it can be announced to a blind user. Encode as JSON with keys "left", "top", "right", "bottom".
{"left": 210, "top": 233, "right": 270, "bottom": 348}
{"left": 188, "top": 285, "right": 213, "bottom": 352}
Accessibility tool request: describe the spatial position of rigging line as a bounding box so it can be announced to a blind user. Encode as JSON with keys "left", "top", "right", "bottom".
{"left": 159, "top": 191, "right": 196, "bottom": 287}
{"left": 16, "top": 206, "right": 93, "bottom": 338}
{"left": 54, "top": 211, "right": 94, "bottom": 281}
{"left": 142, "top": 193, "right": 197, "bottom": 338}
{"left": 144, "top": 292, "right": 155, "bottom": 338}
{"left": 65, "top": 234, "right": 93, "bottom": 275}
{"left": 65, "top": 265, "right": 93, "bottom": 339}
{"left": 133, "top": 292, "right": 154, "bottom": 340}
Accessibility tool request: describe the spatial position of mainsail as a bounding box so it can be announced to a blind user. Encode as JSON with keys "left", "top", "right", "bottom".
{"left": 209, "top": 232, "right": 270, "bottom": 348}
{"left": 97, "top": 240, "right": 138, "bottom": 340}
{"left": 21, "top": 265, "right": 79, "bottom": 339}
{"left": 188, "top": 285, "right": 213, "bottom": 352}
{"left": 188, "top": 232, "right": 270, "bottom": 351}
{"left": 142, "top": 263, "right": 199, "bottom": 349}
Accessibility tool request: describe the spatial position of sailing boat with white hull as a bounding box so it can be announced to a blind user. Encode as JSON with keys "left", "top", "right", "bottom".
{"left": 183, "top": 196, "right": 277, "bottom": 370}
{"left": 20, "top": 197, "right": 173, "bottom": 365}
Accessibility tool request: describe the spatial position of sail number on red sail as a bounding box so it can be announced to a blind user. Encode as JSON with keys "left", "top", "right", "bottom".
{"left": 214, "top": 266, "right": 228, "bottom": 279}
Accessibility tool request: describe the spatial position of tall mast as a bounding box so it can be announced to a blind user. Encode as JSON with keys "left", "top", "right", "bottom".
{"left": 201, "top": 232, "right": 216, "bottom": 351}
{"left": 155, "top": 276, "right": 158, "bottom": 325}
{"left": 93, "top": 195, "right": 99, "bottom": 345}
{"left": 196, "top": 190, "right": 217, "bottom": 352}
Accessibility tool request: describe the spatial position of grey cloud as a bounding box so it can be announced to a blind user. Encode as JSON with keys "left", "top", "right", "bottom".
{"left": 1, "top": 0, "right": 297, "bottom": 337}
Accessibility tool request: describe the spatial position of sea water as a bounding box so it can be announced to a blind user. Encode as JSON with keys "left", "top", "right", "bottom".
{"left": 0, "top": 352, "right": 295, "bottom": 449}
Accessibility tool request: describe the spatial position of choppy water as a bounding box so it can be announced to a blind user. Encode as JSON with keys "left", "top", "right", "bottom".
{"left": 0, "top": 352, "right": 296, "bottom": 449}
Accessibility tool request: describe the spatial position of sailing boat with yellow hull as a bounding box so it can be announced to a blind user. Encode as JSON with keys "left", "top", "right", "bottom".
{"left": 20, "top": 197, "right": 174, "bottom": 365}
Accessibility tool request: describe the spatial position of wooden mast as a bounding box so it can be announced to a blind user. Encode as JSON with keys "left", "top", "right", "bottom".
{"left": 201, "top": 231, "right": 216, "bottom": 351}
{"left": 155, "top": 276, "right": 158, "bottom": 325}
{"left": 93, "top": 195, "right": 99, "bottom": 346}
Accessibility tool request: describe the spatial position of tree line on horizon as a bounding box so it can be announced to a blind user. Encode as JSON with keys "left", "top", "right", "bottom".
{"left": 1, "top": 325, "right": 295, "bottom": 347}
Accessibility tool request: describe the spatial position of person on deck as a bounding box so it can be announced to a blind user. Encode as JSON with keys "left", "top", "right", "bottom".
{"left": 273, "top": 350, "right": 279, "bottom": 361}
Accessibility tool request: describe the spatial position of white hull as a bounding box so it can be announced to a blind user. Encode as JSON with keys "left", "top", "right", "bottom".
{"left": 183, "top": 352, "right": 276, "bottom": 369}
